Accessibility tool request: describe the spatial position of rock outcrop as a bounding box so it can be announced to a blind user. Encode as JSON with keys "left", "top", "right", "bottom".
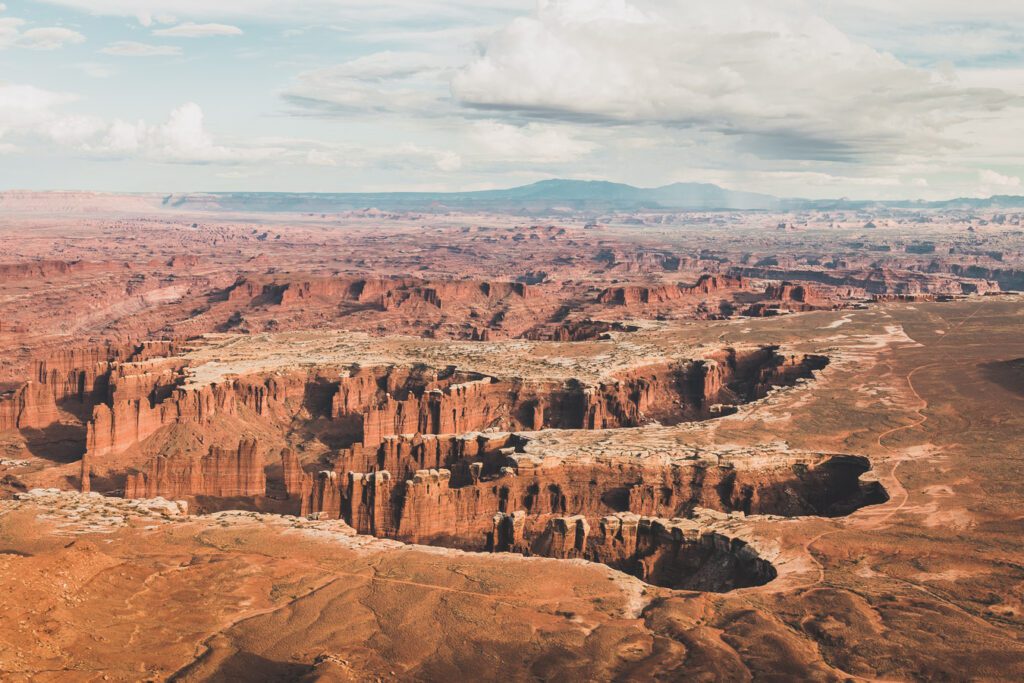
{"left": 1, "top": 340, "right": 179, "bottom": 432}
{"left": 0, "top": 381, "right": 59, "bottom": 430}
{"left": 300, "top": 442, "right": 885, "bottom": 555}
{"left": 64, "top": 344, "right": 829, "bottom": 505}
{"left": 583, "top": 513, "right": 776, "bottom": 591}
{"left": 280, "top": 448, "right": 305, "bottom": 499}
{"left": 597, "top": 275, "right": 746, "bottom": 306}
{"left": 124, "top": 439, "right": 265, "bottom": 499}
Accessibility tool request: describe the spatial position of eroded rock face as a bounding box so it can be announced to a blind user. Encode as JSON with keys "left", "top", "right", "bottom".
{"left": 287, "top": 432, "right": 884, "bottom": 592}
{"left": 224, "top": 275, "right": 533, "bottom": 312}
{"left": 302, "top": 447, "right": 884, "bottom": 540}
{"left": 597, "top": 275, "right": 747, "bottom": 306}
{"left": 531, "top": 512, "right": 777, "bottom": 591}
{"left": 52, "top": 343, "right": 826, "bottom": 493}
{"left": 296, "top": 454, "right": 789, "bottom": 592}
{"left": 124, "top": 439, "right": 265, "bottom": 499}
{"left": 280, "top": 447, "right": 305, "bottom": 499}
{"left": 0, "top": 340, "right": 179, "bottom": 433}
{"left": 736, "top": 265, "right": 998, "bottom": 298}
{"left": 0, "top": 381, "right": 59, "bottom": 430}
{"left": 1, "top": 330, "right": 877, "bottom": 594}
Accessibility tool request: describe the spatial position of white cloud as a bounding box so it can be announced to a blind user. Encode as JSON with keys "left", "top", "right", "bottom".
{"left": 35, "top": 1, "right": 526, "bottom": 27}
{"left": 99, "top": 40, "right": 181, "bottom": 56}
{"left": 11, "top": 0, "right": 1024, "bottom": 197}
{"left": 0, "top": 17, "right": 85, "bottom": 50}
{"left": 152, "top": 22, "right": 242, "bottom": 38}
{"left": 436, "top": 150, "right": 462, "bottom": 171}
{"left": 284, "top": 52, "right": 453, "bottom": 115}
{"left": 0, "top": 17, "right": 28, "bottom": 45}
{"left": 820, "top": 1, "right": 1024, "bottom": 26}
{"left": 469, "top": 121, "right": 595, "bottom": 163}
{"left": 93, "top": 103, "right": 280, "bottom": 163}
{"left": 305, "top": 149, "right": 337, "bottom": 166}
{"left": 0, "top": 80, "right": 472, "bottom": 180}
{"left": 451, "top": 0, "right": 1018, "bottom": 163}
{"left": 17, "top": 26, "right": 86, "bottom": 49}
{"left": 746, "top": 170, "right": 904, "bottom": 188}
{"left": 0, "top": 83, "right": 85, "bottom": 138}
{"left": 979, "top": 169, "right": 1021, "bottom": 188}
{"left": 362, "top": 142, "right": 464, "bottom": 172}
{"left": 974, "top": 169, "right": 1023, "bottom": 198}
{"left": 0, "top": 83, "right": 111, "bottom": 157}
{"left": 0, "top": 88, "right": 279, "bottom": 165}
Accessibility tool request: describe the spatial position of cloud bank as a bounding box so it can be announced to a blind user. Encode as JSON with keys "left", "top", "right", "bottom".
{"left": 451, "top": 0, "right": 1016, "bottom": 162}
{"left": 4, "top": 0, "right": 1022, "bottom": 196}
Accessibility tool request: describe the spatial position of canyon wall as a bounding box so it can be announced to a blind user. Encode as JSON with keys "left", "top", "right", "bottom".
{"left": 124, "top": 439, "right": 266, "bottom": 499}
{"left": 0, "top": 341, "right": 178, "bottom": 431}
{"left": 523, "top": 512, "right": 777, "bottom": 591}
{"left": 597, "top": 274, "right": 746, "bottom": 305}
{"left": 296, "top": 449, "right": 866, "bottom": 591}
{"left": 224, "top": 275, "right": 533, "bottom": 312}
{"left": 300, "top": 442, "right": 883, "bottom": 547}
{"left": 1, "top": 335, "right": 834, "bottom": 519}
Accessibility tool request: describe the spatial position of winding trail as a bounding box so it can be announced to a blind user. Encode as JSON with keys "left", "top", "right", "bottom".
{"left": 794, "top": 303, "right": 985, "bottom": 592}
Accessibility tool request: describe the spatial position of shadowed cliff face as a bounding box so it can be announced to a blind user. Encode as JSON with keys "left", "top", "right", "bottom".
{"left": 298, "top": 446, "right": 884, "bottom": 592}
{"left": 0, "top": 342, "right": 830, "bottom": 498}
{"left": 523, "top": 514, "right": 779, "bottom": 592}
{"left": 3, "top": 338, "right": 879, "bottom": 593}
{"left": 77, "top": 346, "right": 830, "bottom": 467}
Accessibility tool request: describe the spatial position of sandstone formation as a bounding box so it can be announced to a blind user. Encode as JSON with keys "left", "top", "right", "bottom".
{"left": 24, "top": 335, "right": 825, "bottom": 498}
{"left": 299, "top": 440, "right": 883, "bottom": 553}
{"left": 531, "top": 511, "right": 777, "bottom": 591}
{"left": 597, "top": 274, "right": 747, "bottom": 305}
{"left": 124, "top": 439, "right": 265, "bottom": 499}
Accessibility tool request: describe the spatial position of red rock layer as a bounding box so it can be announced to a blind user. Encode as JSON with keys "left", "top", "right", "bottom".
{"left": 0, "top": 340, "right": 179, "bottom": 431}
{"left": 280, "top": 448, "right": 305, "bottom": 499}
{"left": 527, "top": 513, "right": 776, "bottom": 591}
{"left": 735, "top": 266, "right": 999, "bottom": 297}
{"left": 124, "top": 439, "right": 265, "bottom": 499}
{"left": 224, "top": 275, "right": 532, "bottom": 312}
{"left": 0, "top": 381, "right": 59, "bottom": 430}
{"left": 597, "top": 274, "right": 746, "bottom": 305}
{"left": 521, "top": 320, "right": 637, "bottom": 342}
{"left": 301, "top": 441, "right": 882, "bottom": 548}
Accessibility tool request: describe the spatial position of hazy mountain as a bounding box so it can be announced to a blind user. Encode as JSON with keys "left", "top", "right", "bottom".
{"left": 783, "top": 195, "right": 1024, "bottom": 211}
{"left": 9, "top": 181, "right": 1021, "bottom": 216}
{"left": 163, "top": 179, "right": 782, "bottom": 214}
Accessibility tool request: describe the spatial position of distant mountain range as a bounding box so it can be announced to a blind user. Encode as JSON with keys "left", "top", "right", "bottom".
{"left": 162, "top": 179, "right": 782, "bottom": 214}
{"left": 157, "top": 179, "right": 1024, "bottom": 214}
{"left": 5, "top": 180, "right": 1024, "bottom": 215}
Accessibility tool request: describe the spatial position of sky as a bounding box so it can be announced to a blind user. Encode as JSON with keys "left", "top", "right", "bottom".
{"left": 1, "top": 0, "right": 1023, "bottom": 199}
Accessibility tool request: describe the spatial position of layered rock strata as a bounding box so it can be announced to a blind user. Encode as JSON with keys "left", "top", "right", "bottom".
{"left": 73, "top": 345, "right": 826, "bottom": 483}
{"left": 301, "top": 443, "right": 885, "bottom": 540}
{"left": 124, "top": 439, "right": 265, "bottom": 499}
{"left": 0, "top": 340, "right": 178, "bottom": 431}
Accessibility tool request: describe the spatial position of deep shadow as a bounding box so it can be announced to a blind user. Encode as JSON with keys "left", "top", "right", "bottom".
{"left": 19, "top": 423, "right": 87, "bottom": 463}
{"left": 170, "top": 649, "right": 314, "bottom": 683}
{"left": 980, "top": 359, "right": 1024, "bottom": 397}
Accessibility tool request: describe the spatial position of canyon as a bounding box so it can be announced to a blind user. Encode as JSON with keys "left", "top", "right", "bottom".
{"left": 1, "top": 200, "right": 1022, "bottom": 680}
{"left": 2, "top": 319, "right": 862, "bottom": 590}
